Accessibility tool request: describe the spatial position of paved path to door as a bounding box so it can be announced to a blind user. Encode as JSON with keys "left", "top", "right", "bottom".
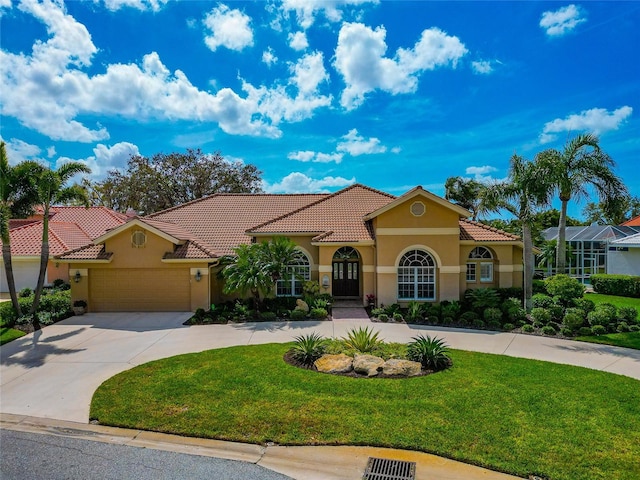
{"left": 2, "top": 312, "right": 639, "bottom": 423}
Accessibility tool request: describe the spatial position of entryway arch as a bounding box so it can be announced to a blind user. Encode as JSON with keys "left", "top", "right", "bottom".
{"left": 332, "top": 247, "right": 360, "bottom": 297}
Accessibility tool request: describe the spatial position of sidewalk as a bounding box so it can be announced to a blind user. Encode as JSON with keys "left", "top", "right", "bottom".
{"left": 0, "top": 413, "right": 520, "bottom": 480}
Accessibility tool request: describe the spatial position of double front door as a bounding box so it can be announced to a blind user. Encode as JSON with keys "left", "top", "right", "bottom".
{"left": 332, "top": 260, "right": 359, "bottom": 297}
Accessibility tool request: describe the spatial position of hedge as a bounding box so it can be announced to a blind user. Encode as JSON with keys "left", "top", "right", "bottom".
{"left": 590, "top": 274, "right": 640, "bottom": 298}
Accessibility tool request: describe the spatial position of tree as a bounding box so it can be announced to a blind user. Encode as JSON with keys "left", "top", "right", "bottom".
{"left": 92, "top": 149, "right": 263, "bottom": 214}
{"left": 444, "top": 176, "right": 485, "bottom": 220}
{"left": 222, "top": 237, "right": 302, "bottom": 313}
{"left": 538, "top": 134, "right": 628, "bottom": 274}
{"left": 30, "top": 162, "right": 91, "bottom": 327}
{"left": 582, "top": 196, "right": 640, "bottom": 225}
{"left": 480, "top": 155, "right": 551, "bottom": 311}
{"left": 0, "top": 142, "right": 40, "bottom": 317}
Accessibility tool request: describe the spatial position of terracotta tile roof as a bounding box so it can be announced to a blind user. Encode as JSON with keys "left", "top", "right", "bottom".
{"left": 46, "top": 206, "right": 128, "bottom": 239}
{"left": 163, "top": 240, "right": 218, "bottom": 259}
{"left": 148, "top": 193, "right": 327, "bottom": 255}
{"left": 622, "top": 214, "right": 640, "bottom": 226}
{"left": 459, "top": 219, "right": 521, "bottom": 242}
{"left": 127, "top": 216, "right": 198, "bottom": 242}
{"left": 9, "top": 219, "right": 38, "bottom": 229}
{"left": 248, "top": 184, "right": 396, "bottom": 243}
{"left": 56, "top": 244, "right": 113, "bottom": 261}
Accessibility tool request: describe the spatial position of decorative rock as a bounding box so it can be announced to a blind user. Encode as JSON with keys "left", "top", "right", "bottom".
{"left": 314, "top": 354, "right": 353, "bottom": 373}
{"left": 295, "top": 299, "right": 309, "bottom": 313}
{"left": 382, "top": 358, "right": 422, "bottom": 377}
{"left": 353, "top": 354, "right": 385, "bottom": 377}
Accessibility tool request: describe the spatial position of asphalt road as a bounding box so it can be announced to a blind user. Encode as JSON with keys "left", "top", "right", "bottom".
{"left": 0, "top": 429, "right": 293, "bottom": 480}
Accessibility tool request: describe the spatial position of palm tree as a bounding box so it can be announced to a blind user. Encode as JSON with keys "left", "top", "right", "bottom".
{"left": 30, "top": 162, "right": 91, "bottom": 325}
{"left": 259, "top": 236, "right": 303, "bottom": 283}
{"left": 0, "top": 142, "right": 40, "bottom": 318}
{"left": 444, "top": 176, "right": 485, "bottom": 220}
{"left": 480, "top": 155, "right": 551, "bottom": 311}
{"left": 222, "top": 243, "right": 272, "bottom": 312}
{"left": 538, "top": 134, "right": 628, "bottom": 274}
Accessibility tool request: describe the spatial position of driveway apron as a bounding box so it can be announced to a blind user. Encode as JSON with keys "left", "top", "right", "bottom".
{"left": 1, "top": 312, "right": 639, "bottom": 423}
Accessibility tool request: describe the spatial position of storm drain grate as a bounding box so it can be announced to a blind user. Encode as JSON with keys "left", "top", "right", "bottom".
{"left": 362, "top": 457, "right": 416, "bottom": 480}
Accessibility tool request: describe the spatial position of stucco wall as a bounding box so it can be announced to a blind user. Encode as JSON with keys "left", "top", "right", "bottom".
{"left": 607, "top": 248, "right": 640, "bottom": 276}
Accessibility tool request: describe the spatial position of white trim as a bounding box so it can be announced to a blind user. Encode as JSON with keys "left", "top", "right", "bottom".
{"left": 57, "top": 258, "right": 112, "bottom": 264}
{"left": 513, "top": 264, "right": 524, "bottom": 272}
{"left": 161, "top": 258, "right": 218, "bottom": 263}
{"left": 497, "top": 265, "right": 514, "bottom": 273}
{"left": 362, "top": 265, "right": 374, "bottom": 273}
{"left": 364, "top": 186, "right": 471, "bottom": 220}
{"left": 311, "top": 240, "right": 375, "bottom": 247}
{"left": 394, "top": 245, "right": 442, "bottom": 268}
{"left": 440, "top": 266, "right": 461, "bottom": 274}
{"left": 377, "top": 228, "right": 459, "bottom": 236}
{"left": 93, "top": 219, "right": 184, "bottom": 246}
{"left": 294, "top": 245, "right": 315, "bottom": 271}
{"left": 318, "top": 265, "right": 333, "bottom": 273}
{"left": 377, "top": 266, "right": 397, "bottom": 274}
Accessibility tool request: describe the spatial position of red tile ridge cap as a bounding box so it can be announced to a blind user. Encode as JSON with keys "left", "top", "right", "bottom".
{"left": 247, "top": 184, "right": 394, "bottom": 233}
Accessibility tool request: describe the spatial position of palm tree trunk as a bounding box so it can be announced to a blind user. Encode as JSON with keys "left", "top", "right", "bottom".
{"left": 556, "top": 200, "right": 568, "bottom": 275}
{"left": 2, "top": 243, "right": 22, "bottom": 319}
{"left": 31, "top": 212, "right": 50, "bottom": 330}
{"left": 523, "top": 223, "right": 534, "bottom": 312}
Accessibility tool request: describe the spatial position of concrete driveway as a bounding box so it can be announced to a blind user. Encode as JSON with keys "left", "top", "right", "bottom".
{"left": 2, "top": 312, "right": 640, "bottom": 423}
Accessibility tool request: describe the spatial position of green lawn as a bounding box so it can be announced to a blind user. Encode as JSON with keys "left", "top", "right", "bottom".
{"left": 0, "top": 327, "right": 25, "bottom": 345}
{"left": 576, "top": 332, "right": 640, "bottom": 350}
{"left": 91, "top": 343, "right": 640, "bottom": 480}
{"left": 585, "top": 292, "right": 640, "bottom": 309}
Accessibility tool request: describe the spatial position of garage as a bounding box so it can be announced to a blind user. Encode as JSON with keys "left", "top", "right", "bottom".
{"left": 89, "top": 268, "right": 191, "bottom": 312}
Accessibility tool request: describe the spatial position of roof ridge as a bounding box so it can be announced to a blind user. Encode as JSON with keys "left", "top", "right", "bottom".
{"left": 461, "top": 219, "right": 520, "bottom": 240}
{"left": 246, "top": 184, "right": 392, "bottom": 233}
{"left": 55, "top": 243, "right": 106, "bottom": 258}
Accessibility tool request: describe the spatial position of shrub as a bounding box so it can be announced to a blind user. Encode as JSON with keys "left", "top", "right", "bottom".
{"left": 309, "top": 308, "right": 328, "bottom": 319}
{"left": 289, "top": 309, "right": 307, "bottom": 320}
{"left": 52, "top": 278, "right": 66, "bottom": 288}
{"left": 405, "top": 301, "right": 423, "bottom": 322}
{"left": 441, "top": 316, "right": 453, "bottom": 325}
{"left": 541, "top": 325, "right": 556, "bottom": 336}
{"left": 483, "top": 307, "right": 503, "bottom": 324}
{"left": 73, "top": 300, "right": 87, "bottom": 308}
{"left": 441, "top": 301, "right": 461, "bottom": 320}
{"left": 194, "top": 308, "right": 206, "bottom": 320}
{"left": 562, "top": 312, "right": 584, "bottom": 331}
{"left": 531, "top": 294, "right": 554, "bottom": 309}
{"left": 532, "top": 320, "right": 544, "bottom": 329}
{"left": 383, "top": 303, "right": 402, "bottom": 316}
{"left": 302, "top": 280, "right": 321, "bottom": 298}
{"left": 618, "top": 306, "right": 638, "bottom": 323}
{"left": 392, "top": 312, "right": 404, "bottom": 322}
{"left": 19, "top": 287, "right": 32, "bottom": 298}
{"left": 572, "top": 297, "right": 595, "bottom": 314}
{"left": 343, "top": 327, "right": 382, "bottom": 353}
{"left": 312, "top": 298, "right": 331, "bottom": 310}
{"left": 370, "top": 307, "right": 386, "bottom": 318}
{"left": 496, "top": 287, "right": 523, "bottom": 301}
{"left": 501, "top": 297, "right": 521, "bottom": 313}
{"left": 578, "top": 326, "right": 593, "bottom": 336}
{"left": 521, "top": 324, "right": 535, "bottom": 333}
{"left": 472, "top": 319, "right": 485, "bottom": 329}
{"left": 548, "top": 304, "right": 565, "bottom": 322}
{"left": 502, "top": 323, "right": 515, "bottom": 331}
{"left": 506, "top": 306, "right": 527, "bottom": 323}
{"left": 465, "top": 288, "right": 500, "bottom": 311}
{"left": 531, "top": 307, "right": 552, "bottom": 324}
{"left": 377, "top": 313, "right": 389, "bottom": 323}
{"left": 630, "top": 325, "right": 640, "bottom": 332}
{"left": 406, "top": 334, "right": 451, "bottom": 371}
{"left": 487, "top": 320, "right": 501, "bottom": 330}
{"left": 427, "top": 315, "right": 440, "bottom": 325}
{"left": 587, "top": 309, "right": 611, "bottom": 327}
{"left": 590, "top": 274, "right": 640, "bottom": 298}
{"left": 564, "top": 307, "right": 586, "bottom": 319}
{"left": 544, "top": 275, "right": 585, "bottom": 304}
{"left": 591, "top": 325, "right": 607, "bottom": 335}
{"left": 532, "top": 279, "right": 547, "bottom": 294}
{"left": 260, "top": 311, "right": 277, "bottom": 321}
{"left": 459, "top": 311, "right": 479, "bottom": 325}
{"left": 560, "top": 327, "right": 573, "bottom": 337}
{"left": 617, "top": 322, "right": 630, "bottom": 333}
{"left": 291, "top": 333, "right": 327, "bottom": 365}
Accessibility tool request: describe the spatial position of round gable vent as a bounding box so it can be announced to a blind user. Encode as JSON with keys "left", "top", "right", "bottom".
{"left": 410, "top": 201, "right": 425, "bottom": 217}
{"left": 131, "top": 230, "right": 147, "bottom": 248}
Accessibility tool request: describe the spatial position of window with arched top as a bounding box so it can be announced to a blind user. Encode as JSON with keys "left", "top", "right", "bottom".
{"left": 276, "top": 250, "right": 310, "bottom": 297}
{"left": 466, "top": 247, "right": 494, "bottom": 283}
{"left": 397, "top": 249, "right": 436, "bottom": 300}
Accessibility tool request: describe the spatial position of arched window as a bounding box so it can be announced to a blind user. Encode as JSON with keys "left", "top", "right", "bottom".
{"left": 466, "top": 247, "right": 494, "bottom": 283}
{"left": 276, "top": 251, "right": 310, "bottom": 297}
{"left": 397, "top": 249, "right": 436, "bottom": 300}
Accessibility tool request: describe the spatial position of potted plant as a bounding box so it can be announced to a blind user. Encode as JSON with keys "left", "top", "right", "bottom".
{"left": 366, "top": 294, "right": 376, "bottom": 308}
{"left": 73, "top": 300, "right": 87, "bottom": 315}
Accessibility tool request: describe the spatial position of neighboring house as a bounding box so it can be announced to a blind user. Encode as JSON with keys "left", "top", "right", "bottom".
{"left": 56, "top": 184, "right": 525, "bottom": 312}
{"left": 621, "top": 214, "right": 640, "bottom": 227}
{"left": 607, "top": 233, "right": 640, "bottom": 276}
{"left": 0, "top": 207, "right": 127, "bottom": 293}
{"left": 543, "top": 225, "right": 640, "bottom": 282}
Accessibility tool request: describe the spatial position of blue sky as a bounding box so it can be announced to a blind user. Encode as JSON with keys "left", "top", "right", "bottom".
{"left": 1, "top": 0, "right": 638, "bottom": 218}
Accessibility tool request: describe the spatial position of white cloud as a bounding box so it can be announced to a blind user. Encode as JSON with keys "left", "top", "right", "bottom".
{"left": 47, "top": 146, "right": 56, "bottom": 158}
{"left": 390, "top": 146, "right": 401, "bottom": 154}
{"left": 3, "top": 138, "right": 44, "bottom": 165}
{"left": 540, "top": 4, "right": 586, "bottom": 37}
{"left": 203, "top": 4, "right": 253, "bottom": 52}
{"left": 262, "top": 47, "right": 278, "bottom": 66}
{"left": 540, "top": 106, "right": 633, "bottom": 144}
{"left": 0, "top": 0, "right": 12, "bottom": 10}
{"left": 471, "top": 60, "right": 493, "bottom": 75}
{"left": 99, "top": 0, "right": 169, "bottom": 12}
{"left": 57, "top": 141, "right": 140, "bottom": 179}
{"left": 280, "top": 0, "right": 378, "bottom": 30}
{"left": 337, "top": 128, "right": 386, "bottom": 156}
{"left": 290, "top": 51, "right": 329, "bottom": 94}
{"left": 334, "top": 23, "right": 467, "bottom": 109}
{"left": 465, "top": 165, "right": 502, "bottom": 184}
{"left": 288, "top": 31, "right": 309, "bottom": 51}
{"left": 288, "top": 150, "right": 343, "bottom": 164}
{"left": 264, "top": 172, "right": 355, "bottom": 193}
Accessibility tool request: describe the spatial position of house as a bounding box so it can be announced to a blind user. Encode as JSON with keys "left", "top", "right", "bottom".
{"left": 0, "top": 206, "right": 127, "bottom": 293}
{"left": 55, "top": 184, "right": 525, "bottom": 312}
{"left": 607, "top": 233, "right": 640, "bottom": 276}
{"left": 621, "top": 214, "right": 640, "bottom": 227}
{"left": 542, "top": 225, "right": 640, "bottom": 282}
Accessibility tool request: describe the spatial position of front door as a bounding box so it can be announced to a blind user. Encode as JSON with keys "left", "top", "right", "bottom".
{"left": 332, "top": 260, "right": 359, "bottom": 297}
